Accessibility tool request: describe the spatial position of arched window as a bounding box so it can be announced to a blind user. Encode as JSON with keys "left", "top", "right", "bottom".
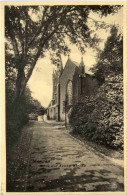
{"left": 67, "top": 81, "right": 73, "bottom": 105}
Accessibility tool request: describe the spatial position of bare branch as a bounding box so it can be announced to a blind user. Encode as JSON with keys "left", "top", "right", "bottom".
{"left": 88, "top": 16, "right": 113, "bottom": 27}
{"left": 24, "top": 10, "right": 28, "bottom": 58}
{"left": 23, "top": 7, "right": 71, "bottom": 91}
{"left": 27, "top": 7, "right": 48, "bottom": 50}
{"left": 17, "top": 17, "right": 24, "bottom": 56}
{"left": 9, "top": 33, "right": 20, "bottom": 59}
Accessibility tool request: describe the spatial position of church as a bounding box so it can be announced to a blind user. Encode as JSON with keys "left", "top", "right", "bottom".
{"left": 47, "top": 55, "right": 98, "bottom": 123}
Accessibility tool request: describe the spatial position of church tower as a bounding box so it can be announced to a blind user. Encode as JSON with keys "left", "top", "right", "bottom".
{"left": 57, "top": 55, "right": 63, "bottom": 76}
{"left": 56, "top": 55, "right": 63, "bottom": 121}
{"left": 51, "top": 55, "right": 63, "bottom": 121}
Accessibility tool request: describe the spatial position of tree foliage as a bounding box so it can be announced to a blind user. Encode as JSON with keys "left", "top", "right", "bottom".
{"left": 91, "top": 25, "right": 123, "bottom": 84}
{"left": 5, "top": 5, "right": 121, "bottom": 100}
{"left": 70, "top": 25, "right": 123, "bottom": 149}
{"left": 70, "top": 73, "right": 123, "bottom": 149}
{"left": 5, "top": 5, "right": 122, "bottom": 148}
{"left": 6, "top": 55, "right": 44, "bottom": 147}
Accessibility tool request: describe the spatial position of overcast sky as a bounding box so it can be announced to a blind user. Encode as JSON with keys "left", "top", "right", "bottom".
{"left": 28, "top": 7, "right": 123, "bottom": 108}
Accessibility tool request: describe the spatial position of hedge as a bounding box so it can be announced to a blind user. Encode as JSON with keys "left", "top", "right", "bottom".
{"left": 70, "top": 73, "right": 123, "bottom": 149}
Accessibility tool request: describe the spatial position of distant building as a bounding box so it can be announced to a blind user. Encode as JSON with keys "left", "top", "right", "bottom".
{"left": 47, "top": 56, "right": 98, "bottom": 123}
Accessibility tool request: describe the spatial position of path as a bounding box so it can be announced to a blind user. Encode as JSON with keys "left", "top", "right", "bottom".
{"left": 24, "top": 121, "right": 124, "bottom": 192}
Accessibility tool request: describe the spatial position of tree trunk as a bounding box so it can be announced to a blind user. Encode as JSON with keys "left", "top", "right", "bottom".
{"left": 16, "top": 69, "right": 25, "bottom": 99}
{"left": 12, "top": 65, "right": 26, "bottom": 112}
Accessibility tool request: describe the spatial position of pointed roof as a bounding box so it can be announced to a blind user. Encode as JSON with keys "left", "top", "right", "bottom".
{"left": 68, "top": 54, "right": 71, "bottom": 60}
{"left": 66, "top": 56, "right": 79, "bottom": 67}
{"left": 60, "top": 57, "right": 78, "bottom": 81}
{"left": 79, "top": 57, "right": 85, "bottom": 74}
{"left": 61, "top": 55, "right": 92, "bottom": 76}
{"left": 79, "top": 57, "right": 85, "bottom": 67}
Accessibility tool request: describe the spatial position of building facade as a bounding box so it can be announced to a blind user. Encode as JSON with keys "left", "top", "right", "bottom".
{"left": 47, "top": 56, "right": 98, "bottom": 122}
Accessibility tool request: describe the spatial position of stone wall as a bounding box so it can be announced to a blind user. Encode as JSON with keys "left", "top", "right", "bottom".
{"left": 60, "top": 59, "right": 77, "bottom": 121}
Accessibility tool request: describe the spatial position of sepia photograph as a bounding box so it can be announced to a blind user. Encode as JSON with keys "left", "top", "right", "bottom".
{"left": 1, "top": 1, "right": 126, "bottom": 194}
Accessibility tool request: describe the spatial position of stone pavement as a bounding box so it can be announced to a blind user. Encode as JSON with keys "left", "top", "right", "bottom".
{"left": 24, "top": 121, "right": 124, "bottom": 192}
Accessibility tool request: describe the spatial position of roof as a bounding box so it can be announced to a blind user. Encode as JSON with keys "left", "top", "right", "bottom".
{"left": 71, "top": 60, "right": 79, "bottom": 66}
{"left": 60, "top": 58, "right": 78, "bottom": 81}
{"left": 48, "top": 104, "right": 58, "bottom": 109}
{"left": 67, "top": 58, "right": 93, "bottom": 75}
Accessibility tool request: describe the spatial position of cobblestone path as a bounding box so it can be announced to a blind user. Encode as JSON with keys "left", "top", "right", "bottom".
{"left": 26, "top": 121, "right": 124, "bottom": 192}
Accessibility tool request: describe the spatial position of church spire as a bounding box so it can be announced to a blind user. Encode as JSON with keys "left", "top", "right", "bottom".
{"left": 68, "top": 53, "right": 71, "bottom": 60}
{"left": 79, "top": 56, "right": 85, "bottom": 74}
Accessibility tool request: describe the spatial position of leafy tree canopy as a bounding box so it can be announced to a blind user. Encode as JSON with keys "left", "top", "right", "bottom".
{"left": 5, "top": 5, "right": 121, "bottom": 100}
{"left": 91, "top": 25, "right": 123, "bottom": 84}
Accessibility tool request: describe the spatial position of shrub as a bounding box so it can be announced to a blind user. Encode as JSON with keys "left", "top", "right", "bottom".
{"left": 70, "top": 73, "right": 123, "bottom": 149}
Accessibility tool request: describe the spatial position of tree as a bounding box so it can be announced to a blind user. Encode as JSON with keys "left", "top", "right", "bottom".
{"left": 91, "top": 25, "right": 123, "bottom": 84}
{"left": 69, "top": 24, "right": 123, "bottom": 149}
{"left": 36, "top": 107, "right": 46, "bottom": 115}
{"left": 5, "top": 5, "right": 121, "bottom": 103}
{"left": 70, "top": 73, "right": 123, "bottom": 149}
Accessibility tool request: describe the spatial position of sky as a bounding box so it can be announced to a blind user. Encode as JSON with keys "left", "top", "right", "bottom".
{"left": 28, "top": 7, "right": 123, "bottom": 108}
